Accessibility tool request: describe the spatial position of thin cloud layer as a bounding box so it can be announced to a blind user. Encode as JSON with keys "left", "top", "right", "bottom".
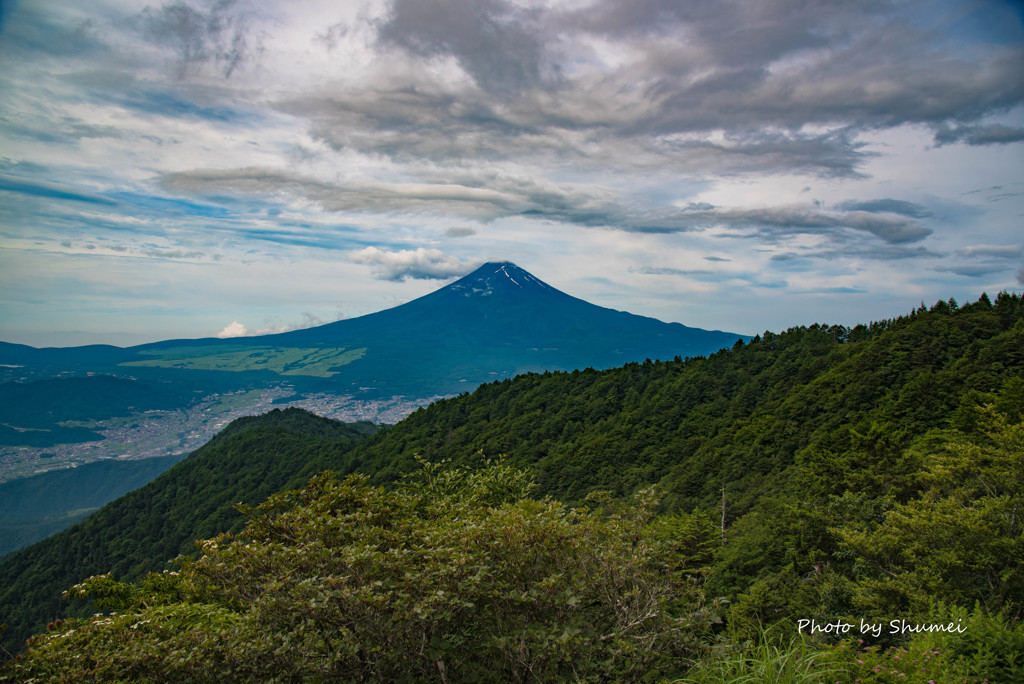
{"left": 958, "top": 244, "right": 1023, "bottom": 258}
{"left": 1, "top": 0, "right": 1022, "bottom": 344}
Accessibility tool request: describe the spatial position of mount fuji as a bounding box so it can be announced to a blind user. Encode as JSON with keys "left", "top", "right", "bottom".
{"left": 247, "top": 261, "right": 746, "bottom": 392}
{"left": 1, "top": 262, "right": 747, "bottom": 397}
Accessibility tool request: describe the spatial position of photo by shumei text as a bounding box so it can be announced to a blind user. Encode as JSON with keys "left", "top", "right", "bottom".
{"left": 797, "top": 618, "right": 967, "bottom": 638}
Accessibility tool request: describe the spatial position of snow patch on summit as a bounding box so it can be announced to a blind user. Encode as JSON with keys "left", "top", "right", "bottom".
{"left": 500, "top": 265, "right": 520, "bottom": 286}
{"left": 447, "top": 262, "right": 556, "bottom": 298}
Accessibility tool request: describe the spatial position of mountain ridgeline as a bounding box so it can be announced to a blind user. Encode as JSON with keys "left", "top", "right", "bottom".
{"left": 348, "top": 292, "right": 1024, "bottom": 508}
{"left": 0, "top": 455, "right": 186, "bottom": 558}
{"left": 0, "top": 262, "right": 748, "bottom": 399}
{"left": 270, "top": 261, "right": 746, "bottom": 382}
{"left": 1, "top": 292, "right": 1023, "bottom": 677}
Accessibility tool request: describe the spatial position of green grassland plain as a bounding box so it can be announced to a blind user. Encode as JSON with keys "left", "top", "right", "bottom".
{"left": 121, "top": 346, "right": 367, "bottom": 378}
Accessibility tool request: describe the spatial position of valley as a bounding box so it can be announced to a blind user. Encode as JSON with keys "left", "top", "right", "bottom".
{"left": 0, "top": 385, "right": 441, "bottom": 484}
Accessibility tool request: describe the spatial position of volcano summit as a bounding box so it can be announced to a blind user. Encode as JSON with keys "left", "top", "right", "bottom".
{"left": 2, "top": 262, "right": 747, "bottom": 398}
{"left": 226, "top": 261, "right": 747, "bottom": 393}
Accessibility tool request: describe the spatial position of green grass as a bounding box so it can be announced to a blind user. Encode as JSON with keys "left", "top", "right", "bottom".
{"left": 678, "top": 631, "right": 845, "bottom": 684}
{"left": 121, "top": 346, "right": 367, "bottom": 378}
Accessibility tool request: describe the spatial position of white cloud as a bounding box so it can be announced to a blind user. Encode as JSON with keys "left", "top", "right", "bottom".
{"left": 216, "top": 321, "right": 250, "bottom": 338}
{"left": 215, "top": 314, "right": 325, "bottom": 339}
{"left": 350, "top": 247, "right": 481, "bottom": 281}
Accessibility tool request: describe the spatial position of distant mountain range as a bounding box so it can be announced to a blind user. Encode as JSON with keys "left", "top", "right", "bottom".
{"left": 1, "top": 262, "right": 747, "bottom": 398}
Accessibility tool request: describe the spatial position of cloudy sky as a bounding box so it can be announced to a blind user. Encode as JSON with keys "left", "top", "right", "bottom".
{"left": 1, "top": 0, "right": 1022, "bottom": 347}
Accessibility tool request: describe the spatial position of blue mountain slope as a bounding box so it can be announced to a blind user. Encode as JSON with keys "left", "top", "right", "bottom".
{"left": 1, "top": 262, "right": 747, "bottom": 396}
{"left": 267, "top": 262, "right": 747, "bottom": 389}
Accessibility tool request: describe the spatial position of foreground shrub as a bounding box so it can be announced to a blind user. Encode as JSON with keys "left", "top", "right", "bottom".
{"left": 2, "top": 459, "right": 716, "bottom": 682}
{"left": 830, "top": 604, "right": 1024, "bottom": 683}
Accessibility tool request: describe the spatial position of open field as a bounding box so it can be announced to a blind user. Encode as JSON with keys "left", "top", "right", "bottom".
{"left": 121, "top": 346, "right": 367, "bottom": 378}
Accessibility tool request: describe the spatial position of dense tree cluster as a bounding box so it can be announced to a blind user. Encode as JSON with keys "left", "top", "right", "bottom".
{"left": 3, "top": 462, "right": 715, "bottom": 682}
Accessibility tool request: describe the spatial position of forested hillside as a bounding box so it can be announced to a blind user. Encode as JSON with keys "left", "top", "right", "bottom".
{"left": 341, "top": 292, "right": 1024, "bottom": 649}
{"left": 352, "top": 293, "right": 1023, "bottom": 513}
{"left": 0, "top": 455, "right": 185, "bottom": 557}
{"left": 2, "top": 293, "right": 1022, "bottom": 680}
{"left": 0, "top": 409, "right": 377, "bottom": 657}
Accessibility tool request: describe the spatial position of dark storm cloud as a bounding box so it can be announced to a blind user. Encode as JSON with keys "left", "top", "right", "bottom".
{"left": 562, "top": 0, "right": 1024, "bottom": 133}
{"left": 131, "top": 0, "right": 263, "bottom": 78}
{"left": 377, "top": 0, "right": 548, "bottom": 95}
{"left": 270, "top": 0, "right": 1016, "bottom": 192}
{"left": 564, "top": 0, "right": 888, "bottom": 56}
{"left": 285, "top": 89, "right": 538, "bottom": 163}
{"left": 282, "top": 92, "right": 871, "bottom": 178}
{"left": 369, "top": 0, "right": 1024, "bottom": 146}
{"left": 636, "top": 44, "right": 1022, "bottom": 138}
{"left": 934, "top": 123, "right": 1024, "bottom": 146}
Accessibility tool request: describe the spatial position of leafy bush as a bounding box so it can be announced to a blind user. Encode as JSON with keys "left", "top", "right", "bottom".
{"left": 829, "top": 604, "right": 1024, "bottom": 683}
{"left": 2, "top": 459, "right": 717, "bottom": 682}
